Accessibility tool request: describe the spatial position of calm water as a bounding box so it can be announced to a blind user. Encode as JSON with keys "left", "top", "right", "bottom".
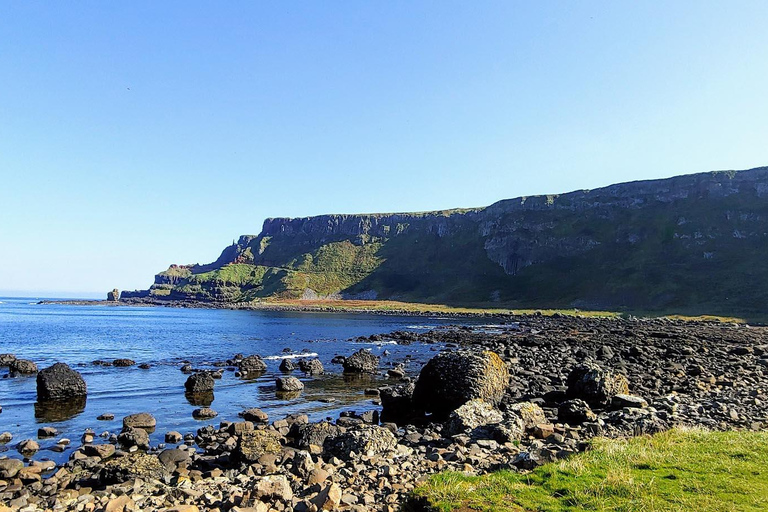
{"left": 0, "top": 298, "right": 463, "bottom": 463}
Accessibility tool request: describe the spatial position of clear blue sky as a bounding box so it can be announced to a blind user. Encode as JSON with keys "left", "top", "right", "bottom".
{"left": 1, "top": 1, "right": 767, "bottom": 297}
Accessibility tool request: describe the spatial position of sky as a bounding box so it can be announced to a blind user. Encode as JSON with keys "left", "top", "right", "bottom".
{"left": 1, "top": 1, "right": 767, "bottom": 297}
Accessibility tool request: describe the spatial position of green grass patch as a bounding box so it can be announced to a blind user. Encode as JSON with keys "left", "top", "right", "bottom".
{"left": 411, "top": 429, "right": 768, "bottom": 512}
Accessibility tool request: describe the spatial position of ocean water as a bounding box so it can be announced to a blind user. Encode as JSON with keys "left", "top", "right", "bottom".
{"left": 0, "top": 297, "right": 461, "bottom": 463}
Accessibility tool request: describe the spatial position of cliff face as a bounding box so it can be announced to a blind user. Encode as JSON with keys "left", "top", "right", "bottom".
{"left": 123, "top": 166, "right": 768, "bottom": 316}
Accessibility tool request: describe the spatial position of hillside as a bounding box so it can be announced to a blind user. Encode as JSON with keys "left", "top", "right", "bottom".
{"left": 122, "top": 166, "right": 768, "bottom": 318}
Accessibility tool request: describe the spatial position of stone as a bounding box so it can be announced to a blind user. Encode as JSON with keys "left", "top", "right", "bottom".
{"left": 123, "top": 412, "right": 156, "bottom": 430}
{"left": 343, "top": 349, "right": 380, "bottom": 374}
{"left": 292, "top": 421, "right": 342, "bottom": 451}
{"left": 9, "top": 358, "right": 37, "bottom": 375}
{"left": 98, "top": 413, "right": 115, "bottom": 421}
{"left": 252, "top": 474, "right": 294, "bottom": 501}
{"left": 298, "top": 358, "right": 324, "bottom": 375}
{"left": 192, "top": 407, "right": 218, "bottom": 419}
{"left": 559, "top": 399, "right": 597, "bottom": 424}
{"left": 324, "top": 425, "right": 397, "bottom": 460}
{"left": 611, "top": 394, "right": 649, "bottom": 409}
{"left": 107, "top": 289, "right": 120, "bottom": 302}
{"left": 17, "top": 439, "right": 39, "bottom": 456}
{"left": 0, "top": 432, "right": 12, "bottom": 444}
{"left": 276, "top": 376, "right": 304, "bottom": 392}
{"left": 235, "top": 429, "right": 282, "bottom": 463}
{"left": 380, "top": 382, "right": 417, "bottom": 423}
{"left": 0, "top": 354, "right": 16, "bottom": 366}
{"left": 0, "top": 458, "right": 24, "bottom": 478}
{"left": 83, "top": 443, "right": 116, "bottom": 459}
{"left": 158, "top": 448, "right": 192, "bottom": 469}
{"left": 279, "top": 359, "right": 296, "bottom": 372}
{"left": 36, "top": 362, "right": 87, "bottom": 400}
{"left": 238, "top": 355, "right": 267, "bottom": 375}
{"left": 312, "top": 483, "right": 342, "bottom": 510}
{"left": 165, "top": 431, "right": 183, "bottom": 443}
{"left": 240, "top": 408, "right": 269, "bottom": 423}
{"left": 37, "top": 426, "right": 58, "bottom": 438}
{"left": 112, "top": 359, "right": 136, "bottom": 367}
{"left": 185, "top": 372, "right": 215, "bottom": 393}
{"left": 413, "top": 350, "right": 509, "bottom": 418}
{"left": 508, "top": 401, "right": 547, "bottom": 429}
{"left": 566, "top": 363, "right": 630, "bottom": 407}
{"left": 105, "top": 495, "right": 134, "bottom": 512}
{"left": 99, "top": 452, "right": 165, "bottom": 484}
{"left": 117, "top": 426, "right": 150, "bottom": 450}
{"left": 443, "top": 399, "right": 504, "bottom": 436}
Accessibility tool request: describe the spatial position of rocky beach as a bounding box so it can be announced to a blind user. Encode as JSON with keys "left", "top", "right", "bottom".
{"left": 1, "top": 314, "right": 766, "bottom": 512}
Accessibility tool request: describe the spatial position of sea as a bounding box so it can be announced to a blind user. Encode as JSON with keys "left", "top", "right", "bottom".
{"left": 0, "top": 297, "right": 467, "bottom": 463}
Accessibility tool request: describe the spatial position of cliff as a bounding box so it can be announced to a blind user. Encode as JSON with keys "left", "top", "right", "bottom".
{"left": 123, "top": 166, "right": 768, "bottom": 317}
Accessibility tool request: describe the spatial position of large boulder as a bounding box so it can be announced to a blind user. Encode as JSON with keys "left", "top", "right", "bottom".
{"left": 235, "top": 429, "right": 283, "bottom": 463}
{"left": 413, "top": 350, "right": 509, "bottom": 418}
{"left": 9, "top": 359, "right": 38, "bottom": 375}
{"left": 239, "top": 355, "right": 267, "bottom": 375}
{"left": 566, "top": 363, "right": 629, "bottom": 407}
{"left": 298, "top": 358, "right": 324, "bottom": 375}
{"left": 443, "top": 399, "right": 504, "bottom": 437}
{"left": 36, "top": 363, "right": 87, "bottom": 400}
{"left": 185, "top": 372, "right": 215, "bottom": 393}
{"left": 99, "top": 453, "right": 164, "bottom": 484}
{"left": 118, "top": 426, "right": 150, "bottom": 449}
{"left": 324, "top": 425, "right": 397, "bottom": 460}
{"left": 559, "top": 399, "right": 597, "bottom": 424}
{"left": 508, "top": 401, "right": 547, "bottom": 430}
{"left": 343, "top": 350, "right": 379, "bottom": 374}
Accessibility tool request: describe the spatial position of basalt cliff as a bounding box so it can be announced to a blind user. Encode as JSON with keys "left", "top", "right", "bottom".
{"left": 123, "top": 166, "right": 768, "bottom": 317}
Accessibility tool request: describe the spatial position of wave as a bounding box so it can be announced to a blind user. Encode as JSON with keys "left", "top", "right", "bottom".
{"left": 263, "top": 352, "right": 319, "bottom": 361}
{"left": 406, "top": 325, "right": 436, "bottom": 329}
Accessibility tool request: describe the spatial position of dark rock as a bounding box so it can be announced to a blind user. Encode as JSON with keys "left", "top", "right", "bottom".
{"left": 36, "top": 362, "right": 87, "bottom": 401}
{"left": 112, "top": 359, "right": 135, "bottom": 367}
{"left": 343, "top": 349, "right": 380, "bottom": 374}
{"left": 413, "top": 350, "right": 509, "bottom": 418}
{"left": 558, "top": 399, "right": 597, "bottom": 424}
{"left": 9, "top": 358, "right": 37, "bottom": 375}
{"left": 292, "top": 421, "right": 342, "bottom": 451}
{"left": 298, "top": 358, "right": 324, "bottom": 375}
{"left": 118, "top": 426, "right": 150, "bottom": 449}
{"left": 235, "top": 429, "right": 282, "bottom": 463}
{"left": 566, "top": 363, "right": 629, "bottom": 407}
{"left": 279, "top": 359, "right": 296, "bottom": 372}
{"left": 123, "top": 412, "right": 156, "bottom": 430}
{"left": 238, "top": 355, "right": 267, "bottom": 376}
{"left": 380, "top": 382, "right": 417, "bottom": 423}
{"left": 324, "top": 425, "right": 397, "bottom": 460}
{"left": 240, "top": 408, "right": 269, "bottom": 423}
{"left": 276, "top": 376, "right": 304, "bottom": 392}
{"left": 184, "top": 372, "right": 215, "bottom": 393}
{"left": 0, "top": 354, "right": 16, "bottom": 367}
{"left": 107, "top": 288, "right": 120, "bottom": 301}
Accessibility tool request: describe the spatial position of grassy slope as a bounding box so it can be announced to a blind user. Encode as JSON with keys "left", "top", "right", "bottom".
{"left": 411, "top": 429, "right": 768, "bottom": 512}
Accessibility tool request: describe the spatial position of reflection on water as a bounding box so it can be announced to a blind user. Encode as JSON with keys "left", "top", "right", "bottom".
{"left": 275, "top": 390, "right": 301, "bottom": 400}
{"left": 35, "top": 397, "right": 87, "bottom": 422}
{"left": 185, "top": 392, "right": 214, "bottom": 406}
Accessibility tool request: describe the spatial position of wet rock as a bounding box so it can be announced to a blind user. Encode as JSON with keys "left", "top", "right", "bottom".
{"left": 0, "top": 432, "right": 12, "bottom": 444}
{"left": 276, "top": 376, "right": 304, "bottom": 392}
{"left": 413, "top": 350, "right": 509, "bottom": 418}
{"left": 37, "top": 426, "right": 58, "bottom": 438}
{"left": 36, "top": 362, "right": 87, "bottom": 400}
{"left": 165, "top": 431, "right": 183, "bottom": 443}
{"left": 17, "top": 439, "right": 39, "bottom": 456}
{"left": 298, "top": 358, "right": 324, "bottom": 375}
{"left": 0, "top": 354, "right": 16, "bottom": 366}
{"left": 566, "top": 363, "right": 629, "bottom": 407}
{"left": 185, "top": 372, "right": 215, "bottom": 393}
{"left": 112, "top": 359, "right": 136, "bottom": 367}
{"left": 279, "top": 359, "right": 296, "bottom": 372}
{"left": 235, "top": 429, "right": 282, "bottom": 463}
{"left": 324, "top": 425, "right": 397, "bottom": 460}
{"left": 444, "top": 399, "right": 504, "bottom": 436}
{"left": 240, "top": 408, "right": 269, "bottom": 423}
{"left": 559, "top": 399, "right": 597, "bottom": 425}
{"left": 343, "top": 349, "right": 380, "bottom": 374}
{"left": 97, "top": 413, "right": 115, "bottom": 421}
{"left": 192, "top": 407, "right": 218, "bottom": 419}
{"left": 238, "top": 355, "right": 267, "bottom": 376}
{"left": 9, "top": 358, "right": 37, "bottom": 375}
{"left": 123, "top": 412, "right": 156, "bottom": 430}
{"left": 0, "top": 458, "right": 23, "bottom": 478}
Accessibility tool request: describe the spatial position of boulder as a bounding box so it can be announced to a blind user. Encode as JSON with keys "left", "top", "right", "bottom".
{"left": 238, "top": 355, "right": 267, "bottom": 375}
{"left": 0, "top": 354, "right": 16, "bottom": 366}
{"left": 443, "top": 399, "right": 504, "bottom": 436}
{"left": 17, "top": 439, "right": 39, "bottom": 456}
{"left": 413, "top": 350, "right": 509, "bottom": 418}
{"left": 113, "top": 359, "right": 135, "bottom": 367}
{"left": 558, "top": 399, "right": 597, "bottom": 424}
{"left": 83, "top": 443, "right": 116, "bottom": 459}
{"left": 235, "top": 429, "right": 282, "bottom": 463}
{"left": 36, "top": 362, "right": 87, "bottom": 400}
{"left": 611, "top": 394, "right": 648, "bottom": 409}
{"left": 312, "top": 483, "right": 342, "bottom": 510}
{"left": 117, "top": 426, "right": 150, "bottom": 450}
{"left": 0, "top": 458, "right": 24, "bottom": 478}
{"left": 252, "top": 474, "right": 294, "bottom": 501}
{"left": 343, "top": 349, "right": 379, "bottom": 374}
{"left": 324, "top": 425, "right": 397, "bottom": 460}
{"left": 158, "top": 447, "right": 191, "bottom": 470}
{"left": 185, "top": 372, "right": 215, "bottom": 393}
{"left": 99, "top": 452, "right": 164, "bottom": 484}
{"left": 566, "top": 363, "right": 629, "bottom": 407}
{"left": 107, "top": 289, "right": 120, "bottom": 301}
{"left": 123, "top": 412, "right": 156, "bottom": 430}
{"left": 192, "top": 407, "right": 217, "bottom": 419}
{"left": 276, "top": 376, "right": 304, "bottom": 392}
{"left": 298, "top": 358, "right": 324, "bottom": 375}
{"left": 380, "top": 382, "right": 417, "bottom": 423}
{"left": 240, "top": 408, "right": 269, "bottom": 423}
{"left": 9, "top": 359, "right": 38, "bottom": 375}
{"left": 279, "top": 359, "right": 296, "bottom": 372}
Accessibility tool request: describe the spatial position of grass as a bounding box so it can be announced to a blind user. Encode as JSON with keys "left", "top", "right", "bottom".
{"left": 411, "top": 429, "right": 768, "bottom": 512}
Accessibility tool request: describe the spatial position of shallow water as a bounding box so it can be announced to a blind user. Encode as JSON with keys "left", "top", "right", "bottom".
{"left": 0, "top": 297, "right": 464, "bottom": 463}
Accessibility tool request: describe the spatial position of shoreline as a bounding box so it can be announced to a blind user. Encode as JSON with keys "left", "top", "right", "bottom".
{"left": 1, "top": 315, "right": 767, "bottom": 511}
